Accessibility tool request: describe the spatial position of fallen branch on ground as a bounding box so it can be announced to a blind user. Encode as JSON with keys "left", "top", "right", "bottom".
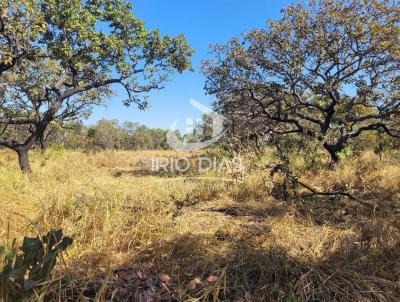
{"left": 268, "top": 163, "right": 374, "bottom": 208}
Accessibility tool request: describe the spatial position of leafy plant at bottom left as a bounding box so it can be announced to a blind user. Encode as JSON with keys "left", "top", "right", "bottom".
{"left": 0, "top": 229, "right": 73, "bottom": 301}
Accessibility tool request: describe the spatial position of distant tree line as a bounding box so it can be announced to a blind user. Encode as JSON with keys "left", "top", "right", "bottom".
{"left": 35, "top": 119, "right": 179, "bottom": 151}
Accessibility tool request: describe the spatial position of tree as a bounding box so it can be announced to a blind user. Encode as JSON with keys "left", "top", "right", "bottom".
{"left": 49, "top": 121, "right": 88, "bottom": 150}
{"left": 203, "top": 0, "right": 399, "bottom": 163}
{"left": 0, "top": 0, "right": 42, "bottom": 75}
{"left": 87, "top": 119, "right": 124, "bottom": 150}
{"left": 0, "top": 0, "right": 192, "bottom": 172}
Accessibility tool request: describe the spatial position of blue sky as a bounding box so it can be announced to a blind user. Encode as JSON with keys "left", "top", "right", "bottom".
{"left": 87, "top": 0, "right": 295, "bottom": 131}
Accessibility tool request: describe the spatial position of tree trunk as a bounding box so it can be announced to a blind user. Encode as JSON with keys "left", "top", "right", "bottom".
{"left": 323, "top": 142, "right": 344, "bottom": 164}
{"left": 39, "top": 138, "right": 47, "bottom": 154}
{"left": 16, "top": 148, "right": 32, "bottom": 174}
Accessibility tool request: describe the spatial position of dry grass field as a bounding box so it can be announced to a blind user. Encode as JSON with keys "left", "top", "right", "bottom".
{"left": 1, "top": 148, "right": 400, "bottom": 301}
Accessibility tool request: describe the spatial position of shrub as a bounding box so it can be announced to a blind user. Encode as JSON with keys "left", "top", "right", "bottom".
{"left": 0, "top": 230, "right": 72, "bottom": 301}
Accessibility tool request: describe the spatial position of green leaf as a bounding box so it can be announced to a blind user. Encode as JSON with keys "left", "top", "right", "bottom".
{"left": 7, "top": 265, "right": 28, "bottom": 280}
{"left": 42, "top": 229, "right": 63, "bottom": 249}
{"left": 284, "top": 296, "right": 298, "bottom": 302}
{"left": 23, "top": 279, "right": 41, "bottom": 291}
{"left": 57, "top": 237, "right": 73, "bottom": 251}
{"left": 22, "top": 237, "right": 43, "bottom": 267}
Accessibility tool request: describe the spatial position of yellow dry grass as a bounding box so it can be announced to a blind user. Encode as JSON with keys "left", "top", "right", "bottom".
{"left": 0, "top": 148, "right": 399, "bottom": 301}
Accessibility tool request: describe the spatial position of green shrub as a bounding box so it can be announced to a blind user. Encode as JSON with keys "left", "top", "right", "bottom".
{"left": 0, "top": 230, "right": 72, "bottom": 301}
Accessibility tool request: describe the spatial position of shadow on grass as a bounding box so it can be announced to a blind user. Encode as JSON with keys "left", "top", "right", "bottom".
{"left": 52, "top": 172, "right": 400, "bottom": 301}
{"left": 207, "top": 203, "right": 288, "bottom": 220}
{"left": 113, "top": 168, "right": 164, "bottom": 177}
{"left": 60, "top": 222, "right": 400, "bottom": 302}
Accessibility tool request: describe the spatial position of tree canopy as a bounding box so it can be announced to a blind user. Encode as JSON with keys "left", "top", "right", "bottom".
{"left": 0, "top": 0, "right": 193, "bottom": 172}
{"left": 203, "top": 0, "right": 399, "bottom": 162}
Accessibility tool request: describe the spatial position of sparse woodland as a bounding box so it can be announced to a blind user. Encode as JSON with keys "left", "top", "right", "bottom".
{"left": 0, "top": 0, "right": 399, "bottom": 301}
